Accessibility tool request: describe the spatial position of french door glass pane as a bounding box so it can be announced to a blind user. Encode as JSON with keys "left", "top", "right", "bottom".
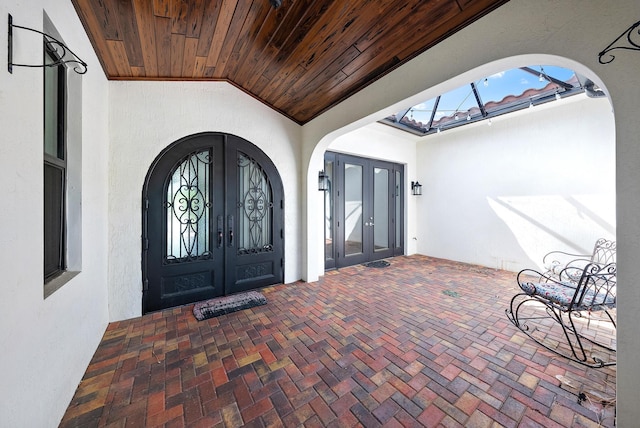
{"left": 395, "top": 170, "right": 401, "bottom": 248}
{"left": 324, "top": 160, "right": 334, "bottom": 260}
{"left": 344, "top": 163, "right": 363, "bottom": 255}
{"left": 166, "top": 150, "right": 212, "bottom": 262}
{"left": 373, "top": 168, "right": 389, "bottom": 251}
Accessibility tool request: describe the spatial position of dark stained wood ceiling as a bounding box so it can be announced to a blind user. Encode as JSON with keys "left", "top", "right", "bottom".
{"left": 71, "top": 0, "right": 509, "bottom": 124}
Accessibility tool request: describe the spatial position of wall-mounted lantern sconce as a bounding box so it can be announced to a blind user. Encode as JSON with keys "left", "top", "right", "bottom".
{"left": 411, "top": 181, "right": 422, "bottom": 196}
{"left": 318, "top": 170, "right": 329, "bottom": 191}
{"left": 8, "top": 14, "right": 88, "bottom": 74}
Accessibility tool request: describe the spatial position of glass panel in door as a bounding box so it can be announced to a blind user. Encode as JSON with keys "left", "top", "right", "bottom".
{"left": 344, "top": 163, "right": 363, "bottom": 256}
{"left": 166, "top": 150, "right": 212, "bottom": 263}
{"left": 236, "top": 151, "right": 273, "bottom": 254}
{"left": 373, "top": 167, "right": 389, "bottom": 251}
{"left": 395, "top": 170, "right": 402, "bottom": 249}
{"left": 324, "top": 159, "right": 334, "bottom": 262}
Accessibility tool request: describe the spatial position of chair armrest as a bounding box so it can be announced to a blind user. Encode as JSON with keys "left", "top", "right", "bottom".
{"left": 517, "top": 268, "right": 568, "bottom": 292}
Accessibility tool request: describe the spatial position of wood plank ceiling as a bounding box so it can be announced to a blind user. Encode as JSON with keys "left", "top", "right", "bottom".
{"left": 72, "top": 0, "right": 509, "bottom": 124}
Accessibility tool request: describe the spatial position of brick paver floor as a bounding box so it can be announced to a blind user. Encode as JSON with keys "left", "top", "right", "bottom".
{"left": 60, "top": 255, "right": 616, "bottom": 427}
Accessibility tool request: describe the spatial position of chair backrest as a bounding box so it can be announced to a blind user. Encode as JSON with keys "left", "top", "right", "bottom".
{"left": 591, "top": 238, "right": 616, "bottom": 265}
{"left": 569, "top": 262, "right": 617, "bottom": 310}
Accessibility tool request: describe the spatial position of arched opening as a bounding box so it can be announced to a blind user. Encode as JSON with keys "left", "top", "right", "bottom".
{"left": 306, "top": 54, "right": 615, "bottom": 279}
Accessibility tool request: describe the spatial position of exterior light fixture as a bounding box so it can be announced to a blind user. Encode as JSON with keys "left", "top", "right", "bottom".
{"left": 538, "top": 66, "right": 546, "bottom": 82}
{"left": 318, "top": 170, "right": 329, "bottom": 191}
{"left": 411, "top": 181, "right": 422, "bottom": 196}
{"left": 454, "top": 113, "right": 459, "bottom": 120}
{"left": 555, "top": 92, "right": 562, "bottom": 101}
{"left": 466, "top": 113, "right": 471, "bottom": 121}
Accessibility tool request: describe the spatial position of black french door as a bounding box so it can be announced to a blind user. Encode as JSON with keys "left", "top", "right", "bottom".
{"left": 142, "top": 133, "right": 284, "bottom": 314}
{"left": 324, "top": 152, "right": 404, "bottom": 269}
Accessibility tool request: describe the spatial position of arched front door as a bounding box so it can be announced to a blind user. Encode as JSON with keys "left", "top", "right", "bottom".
{"left": 142, "top": 133, "right": 284, "bottom": 314}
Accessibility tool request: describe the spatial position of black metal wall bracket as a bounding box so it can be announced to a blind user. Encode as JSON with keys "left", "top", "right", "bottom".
{"left": 8, "top": 14, "right": 87, "bottom": 74}
{"left": 598, "top": 19, "right": 640, "bottom": 64}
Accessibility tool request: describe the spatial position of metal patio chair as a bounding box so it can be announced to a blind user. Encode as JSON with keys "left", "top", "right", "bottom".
{"left": 506, "top": 262, "right": 616, "bottom": 367}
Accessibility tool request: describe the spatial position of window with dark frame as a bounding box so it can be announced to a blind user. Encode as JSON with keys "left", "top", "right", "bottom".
{"left": 43, "top": 40, "right": 67, "bottom": 282}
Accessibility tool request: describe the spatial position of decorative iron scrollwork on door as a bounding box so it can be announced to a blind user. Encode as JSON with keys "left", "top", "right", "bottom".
{"left": 164, "top": 150, "right": 213, "bottom": 263}
{"left": 237, "top": 152, "right": 274, "bottom": 255}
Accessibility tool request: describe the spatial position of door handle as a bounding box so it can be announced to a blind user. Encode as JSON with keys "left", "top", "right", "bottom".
{"left": 217, "top": 215, "right": 223, "bottom": 248}
{"left": 228, "top": 215, "right": 234, "bottom": 247}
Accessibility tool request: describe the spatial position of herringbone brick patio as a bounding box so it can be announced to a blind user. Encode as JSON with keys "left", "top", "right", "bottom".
{"left": 59, "top": 255, "right": 616, "bottom": 427}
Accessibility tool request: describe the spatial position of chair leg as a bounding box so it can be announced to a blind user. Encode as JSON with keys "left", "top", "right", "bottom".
{"left": 506, "top": 295, "right": 616, "bottom": 368}
{"left": 562, "top": 308, "right": 591, "bottom": 363}
{"left": 567, "top": 310, "right": 617, "bottom": 354}
{"left": 604, "top": 309, "right": 616, "bottom": 328}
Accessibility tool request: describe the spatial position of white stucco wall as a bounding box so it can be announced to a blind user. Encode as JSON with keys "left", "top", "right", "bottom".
{"left": 108, "top": 81, "right": 301, "bottom": 321}
{"left": 302, "top": 0, "right": 639, "bottom": 424}
{"left": 0, "top": 2, "right": 110, "bottom": 427}
{"left": 416, "top": 94, "right": 615, "bottom": 272}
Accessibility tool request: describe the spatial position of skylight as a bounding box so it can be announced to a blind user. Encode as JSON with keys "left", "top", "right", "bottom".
{"left": 380, "top": 66, "right": 588, "bottom": 136}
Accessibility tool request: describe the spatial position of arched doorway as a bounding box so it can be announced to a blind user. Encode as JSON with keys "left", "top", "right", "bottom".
{"left": 142, "top": 132, "right": 284, "bottom": 314}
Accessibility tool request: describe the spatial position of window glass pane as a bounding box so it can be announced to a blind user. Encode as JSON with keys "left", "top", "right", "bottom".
{"left": 432, "top": 84, "right": 480, "bottom": 128}
{"left": 44, "top": 163, "right": 64, "bottom": 278}
{"left": 477, "top": 66, "right": 576, "bottom": 113}
{"left": 399, "top": 98, "right": 437, "bottom": 130}
{"left": 44, "top": 50, "right": 63, "bottom": 159}
{"left": 477, "top": 69, "right": 544, "bottom": 106}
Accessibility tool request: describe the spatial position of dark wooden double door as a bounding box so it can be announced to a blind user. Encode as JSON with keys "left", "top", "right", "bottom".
{"left": 324, "top": 152, "right": 404, "bottom": 269}
{"left": 142, "top": 133, "right": 284, "bottom": 314}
